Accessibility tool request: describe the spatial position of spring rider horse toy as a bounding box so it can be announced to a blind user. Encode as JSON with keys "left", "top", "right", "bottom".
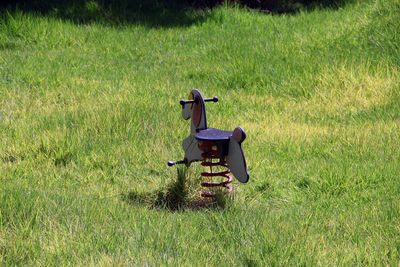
{"left": 168, "top": 89, "right": 249, "bottom": 197}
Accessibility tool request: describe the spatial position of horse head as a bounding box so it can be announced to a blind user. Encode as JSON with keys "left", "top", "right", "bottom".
{"left": 181, "top": 89, "right": 208, "bottom": 134}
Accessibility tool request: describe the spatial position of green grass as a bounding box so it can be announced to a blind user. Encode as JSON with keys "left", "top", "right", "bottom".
{"left": 1, "top": 0, "right": 400, "bottom": 265}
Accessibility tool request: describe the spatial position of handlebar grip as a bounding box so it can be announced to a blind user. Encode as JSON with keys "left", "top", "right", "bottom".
{"left": 204, "top": 96, "right": 218, "bottom": 103}
{"left": 167, "top": 160, "right": 186, "bottom": 167}
{"left": 180, "top": 99, "right": 196, "bottom": 106}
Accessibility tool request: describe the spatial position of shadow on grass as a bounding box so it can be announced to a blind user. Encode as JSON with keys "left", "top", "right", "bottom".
{"left": 1, "top": 0, "right": 357, "bottom": 28}
{"left": 122, "top": 167, "right": 232, "bottom": 211}
{"left": 0, "top": 0, "right": 209, "bottom": 28}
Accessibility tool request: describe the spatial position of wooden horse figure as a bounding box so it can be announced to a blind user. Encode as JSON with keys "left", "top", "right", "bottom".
{"left": 168, "top": 89, "right": 249, "bottom": 197}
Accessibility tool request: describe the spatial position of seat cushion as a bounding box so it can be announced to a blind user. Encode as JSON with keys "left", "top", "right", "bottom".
{"left": 194, "top": 128, "right": 232, "bottom": 141}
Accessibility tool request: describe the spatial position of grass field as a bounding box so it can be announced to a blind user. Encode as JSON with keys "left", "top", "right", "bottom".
{"left": 1, "top": 0, "right": 400, "bottom": 265}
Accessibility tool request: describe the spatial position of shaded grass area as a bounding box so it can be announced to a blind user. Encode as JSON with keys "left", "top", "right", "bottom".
{"left": 0, "top": 0, "right": 357, "bottom": 29}
{"left": 1, "top": 0, "right": 400, "bottom": 265}
{"left": 123, "top": 167, "right": 232, "bottom": 211}
{"left": 0, "top": 0, "right": 210, "bottom": 28}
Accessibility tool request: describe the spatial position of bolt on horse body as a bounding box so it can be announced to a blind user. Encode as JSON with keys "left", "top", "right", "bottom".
{"left": 168, "top": 89, "right": 249, "bottom": 197}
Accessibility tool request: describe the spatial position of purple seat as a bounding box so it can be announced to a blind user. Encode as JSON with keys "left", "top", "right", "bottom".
{"left": 194, "top": 128, "right": 232, "bottom": 141}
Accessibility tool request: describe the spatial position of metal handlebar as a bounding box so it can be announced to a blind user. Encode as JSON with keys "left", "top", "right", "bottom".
{"left": 180, "top": 96, "right": 218, "bottom": 106}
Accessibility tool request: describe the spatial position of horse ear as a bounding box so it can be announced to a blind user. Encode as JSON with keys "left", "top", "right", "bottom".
{"left": 189, "top": 89, "right": 207, "bottom": 132}
{"left": 192, "top": 96, "right": 202, "bottom": 127}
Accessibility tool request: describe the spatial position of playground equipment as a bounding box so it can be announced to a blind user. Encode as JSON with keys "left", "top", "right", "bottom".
{"left": 168, "top": 89, "right": 249, "bottom": 197}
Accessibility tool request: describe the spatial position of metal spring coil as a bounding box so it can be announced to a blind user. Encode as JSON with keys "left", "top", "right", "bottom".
{"left": 200, "top": 143, "right": 233, "bottom": 198}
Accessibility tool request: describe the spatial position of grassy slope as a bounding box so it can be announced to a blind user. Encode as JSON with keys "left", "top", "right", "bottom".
{"left": 1, "top": 0, "right": 400, "bottom": 265}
